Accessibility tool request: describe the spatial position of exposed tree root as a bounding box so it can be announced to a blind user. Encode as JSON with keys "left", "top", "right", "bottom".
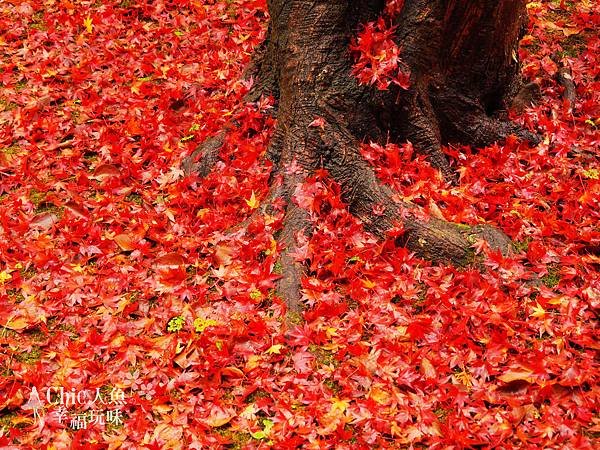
{"left": 225, "top": 179, "right": 286, "bottom": 237}
{"left": 186, "top": 109, "right": 518, "bottom": 312}
{"left": 182, "top": 130, "right": 227, "bottom": 177}
{"left": 557, "top": 66, "right": 576, "bottom": 105}
{"left": 389, "top": 82, "right": 542, "bottom": 184}
{"left": 398, "top": 86, "right": 456, "bottom": 182}
{"left": 511, "top": 82, "right": 542, "bottom": 113}
{"left": 278, "top": 200, "right": 311, "bottom": 313}
{"left": 320, "top": 124, "right": 513, "bottom": 266}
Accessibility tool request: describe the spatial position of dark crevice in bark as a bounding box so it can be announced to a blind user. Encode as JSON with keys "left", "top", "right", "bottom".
{"left": 430, "top": 86, "right": 541, "bottom": 147}
{"left": 394, "top": 84, "right": 455, "bottom": 180}
{"left": 243, "top": 0, "right": 290, "bottom": 102}
{"left": 389, "top": 0, "right": 537, "bottom": 157}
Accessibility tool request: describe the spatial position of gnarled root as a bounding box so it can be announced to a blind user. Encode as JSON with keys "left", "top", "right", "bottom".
{"left": 511, "top": 82, "right": 542, "bottom": 113}
{"left": 321, "top": 124, "right": 513, "bottom": 267}
{"left": 557, "top": 66, "right": 576, "bottom": 106}
{"left": 182, "top": 130, "right": 227, "bottom": 177}
{"left": 398, "top": 86, "right": 457, "bottom": 182}
{"left": 190, "top": 114, "right": 516, "bottom": 313}
{"left": 182, "top": 0, "right": 538, "bottom": 311}
{"left": 278, "top": 201, "right": 310, "bottom": 313}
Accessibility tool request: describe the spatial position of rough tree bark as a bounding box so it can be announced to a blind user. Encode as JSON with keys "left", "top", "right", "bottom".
{"left": 184, "top": 0, "right": 538, "bottom": 311}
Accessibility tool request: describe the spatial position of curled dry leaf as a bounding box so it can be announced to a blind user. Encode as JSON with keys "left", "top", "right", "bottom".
{"left": 114, "top": 233, "right": 137, "bottom": 251}
{"left": 221, "top": 366, "right": 244, "bottom": 378}
{"left": 29, "top": 212, "right": 59, "bottom": 230}
{"left": 214, "top": 243, "right": 234, "bottom": 266}
{"left": 92, "top": 163, "right": 120, "bottom": 181}
{"left": 155, "top": 252, "right": 186, "bottom": 268}
{"left": 203, "top": 406, "right": 237, "bottom": 428}
{"left": 498, "top": 369, "right": 535, "bottom": 384}
{"left": 64, "top": 201, "right": 89, "bottom": 219}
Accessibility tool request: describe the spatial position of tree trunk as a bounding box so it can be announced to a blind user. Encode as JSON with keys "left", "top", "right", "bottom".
{"left": 185, "top": 0, "right": 537, "bottom": 311}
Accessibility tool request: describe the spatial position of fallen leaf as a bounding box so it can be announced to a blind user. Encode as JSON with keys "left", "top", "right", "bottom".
{"left": 498, "top": 369, "right": 535, "bottom": 384}
{"left": 92, "top": 164, "right": 120, "bottom": 181}
{"left": 114, "top": 234, "right": 137, "bottom": 251}
{"left": 30, "top": 212, "right": 59, "bottom": 230}
{"left": 155, "top": 253, "right": 186, "bottom": 268}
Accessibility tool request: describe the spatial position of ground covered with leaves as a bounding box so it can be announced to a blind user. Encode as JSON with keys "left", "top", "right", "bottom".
{"left": 0, "top": 0, "right": 599, "bottom": 448}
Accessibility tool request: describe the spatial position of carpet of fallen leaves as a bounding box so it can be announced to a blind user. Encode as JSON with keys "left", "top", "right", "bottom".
{"left": 1, "top": 0, "right": 599, "bottom": 448}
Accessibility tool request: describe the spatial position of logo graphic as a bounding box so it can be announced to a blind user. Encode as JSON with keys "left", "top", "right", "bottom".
{"left": 22, "top": 386, "right": 43, "bottom": 421}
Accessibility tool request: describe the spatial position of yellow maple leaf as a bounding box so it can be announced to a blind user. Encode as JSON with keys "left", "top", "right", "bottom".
{"left": 265, "top": 344, "right": 284, "bottom": 354}
{"left": 455, "top": 370, "right": 473, "bottom": 388}
{"left": 325, "top": 327, "right": 338, "bottom": 338}
{"left": 330, "top": 398, "right": 350, "bottom": 413}
{"left": 245, "top": 191, "right": 259, "bottom": 209}
{"left": 0, "top": 270, "right": 12, "bottom": 284}
{"left": 193, "top": 317, "right": 219, "bottom": 333}
{"left": 264, "top": 238, "right": 277, "bottom": 255}
{"left": 582, "top": 168, "right": 599, "bottom": 180}
{"left": 131, "top": 80, "right": 142, "bottom": 95}
{"left": 369, "top": 386, "right": 390, "bottom": 405}
{"left": 245, "top": 355, "right": 262, "bottom": 370}
{"left": 83, "top": 16, "right": 93, "bottom": 33}
{"left": 361, "top": 278, "right": 376, "bottom": 289}
{"left": 196, "top": 208, "right": 210, "bottom": 219}
{"left": 71, "top": 264, "right": 85, "bottom": 273}
{"left": 530, "top": 302, "right": 546, "bottom": 319}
